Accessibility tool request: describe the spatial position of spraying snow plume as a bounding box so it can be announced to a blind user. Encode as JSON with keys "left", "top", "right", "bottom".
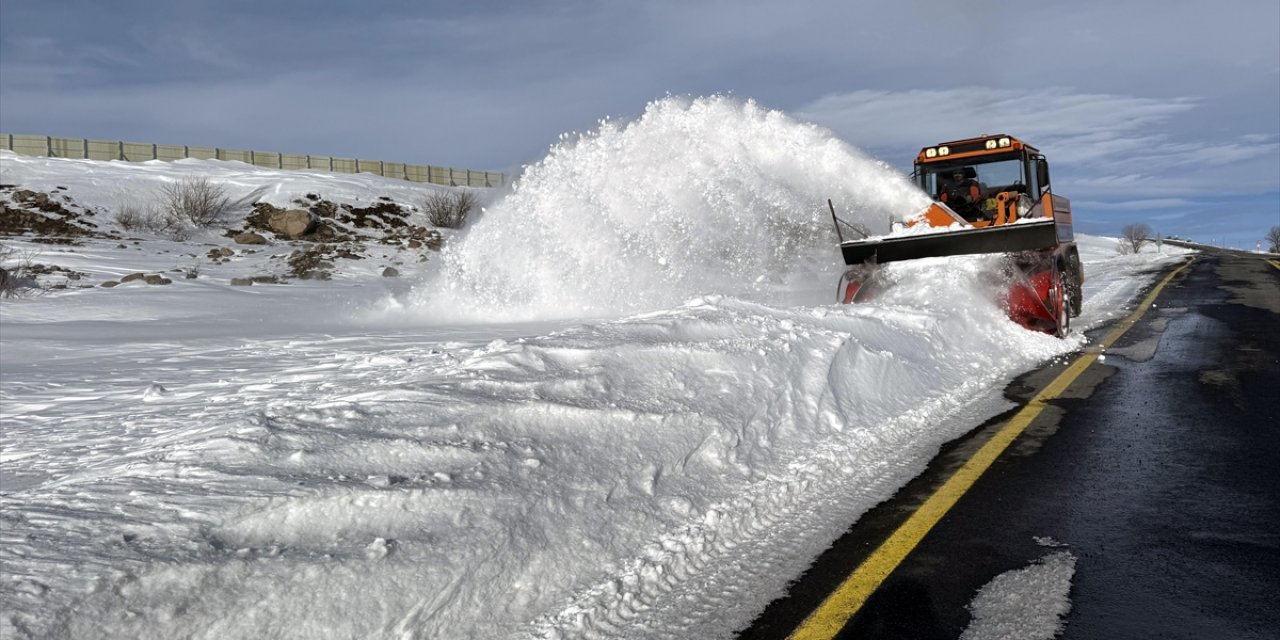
{"left": 419, "top": 95, "right": 930, "bottom": 320}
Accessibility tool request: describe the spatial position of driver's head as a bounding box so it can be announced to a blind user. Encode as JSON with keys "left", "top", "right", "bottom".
{"left": 952, "top": 170, "right": 966, "bottom": 182}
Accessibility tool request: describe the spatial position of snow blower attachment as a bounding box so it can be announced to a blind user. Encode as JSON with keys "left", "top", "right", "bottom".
{"left": 832, "top": 135, "right": 1084, "bottom": 337}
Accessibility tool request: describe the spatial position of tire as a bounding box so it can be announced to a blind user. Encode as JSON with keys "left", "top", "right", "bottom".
{"left": 1052, "top": 261, "right": 1070, "bottom": 338}
{"left": 1067, "top": 251, "right": 1083, "bottom": 317}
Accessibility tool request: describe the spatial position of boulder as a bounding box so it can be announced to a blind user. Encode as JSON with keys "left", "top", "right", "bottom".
{"left": 382, "top": 267, "right": 400, "bottom": 277}
{"left": 268, "top": 209, "right": 317, "bottom": 238}
{"left": 234, "top": 232, "right": 268, "bottom": 245}
{"left": 120, "top": 272, "right": 146, "bottom": 283}
{"left": 230, "top": 277, "right": 253, "bottom": 286}
{"left": 143, "top": 275, "right": 172, "bottom": 285}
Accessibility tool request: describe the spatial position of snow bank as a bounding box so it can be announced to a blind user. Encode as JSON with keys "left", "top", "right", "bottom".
{"left": 1, "top": 288, "right": 1072, "bottom": 640}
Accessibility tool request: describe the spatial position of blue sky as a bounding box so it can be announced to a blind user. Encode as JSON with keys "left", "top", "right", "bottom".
{"left": 2, "top": 0, "right": 1277, "bottom": 247}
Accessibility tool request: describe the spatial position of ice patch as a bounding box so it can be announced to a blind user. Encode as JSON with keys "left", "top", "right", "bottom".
{"left": 961, "top": 550, "right": 1078, "bottom": 640}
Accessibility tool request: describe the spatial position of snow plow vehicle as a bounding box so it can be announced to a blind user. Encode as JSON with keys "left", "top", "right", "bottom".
{"left": 832, "top": 134, "right": 1083, "bottom": 337}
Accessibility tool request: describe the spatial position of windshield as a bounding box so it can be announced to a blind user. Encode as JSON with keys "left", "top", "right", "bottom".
{"left": 918, "top": 157, "right": 1027, "bottom": 200}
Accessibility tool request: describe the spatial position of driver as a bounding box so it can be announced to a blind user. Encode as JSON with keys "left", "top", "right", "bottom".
{"left": 941, "top": 168, "right": 982, "bottom": 209}
{"left": 942, "top": 167, "right": 998, "bottom": 222}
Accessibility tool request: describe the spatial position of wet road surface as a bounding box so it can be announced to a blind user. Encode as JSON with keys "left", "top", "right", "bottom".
{"left": 741, "top": 250, "right": 1280, "bottom": 639}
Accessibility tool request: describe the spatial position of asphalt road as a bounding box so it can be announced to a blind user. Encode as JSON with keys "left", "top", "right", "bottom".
{"left": 741, "top": 249, "right": 1280, "bottom": 640}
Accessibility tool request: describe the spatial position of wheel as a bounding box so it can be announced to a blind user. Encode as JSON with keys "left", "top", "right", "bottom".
{"left": 1066, "top": 251, "right": 1083, "bottom": 317}
{"left": 838, "top": 264, "right": 882, "bottom": 304}
{"left": 838, "top": 268, "right": 865, "bottom": 304}
{"left": 1051, "top": 261, "right": 1070, "bottom": 338}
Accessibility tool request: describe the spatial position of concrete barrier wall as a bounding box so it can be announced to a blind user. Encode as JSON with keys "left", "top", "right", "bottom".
{"left": 0, "top": 133, "right": 507, "bottom": 188}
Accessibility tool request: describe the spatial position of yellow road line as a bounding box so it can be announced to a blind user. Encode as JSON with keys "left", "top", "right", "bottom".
{"left": 787, "top": 257, "right": 1197, "bottom": 640}
{"left": 1267, "top": 259, "right": 1280, "bottom": 271}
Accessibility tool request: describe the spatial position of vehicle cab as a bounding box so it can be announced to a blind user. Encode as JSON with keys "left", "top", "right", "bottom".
{"left": 914, "top": 134, "right": 1063, "bottom": 229}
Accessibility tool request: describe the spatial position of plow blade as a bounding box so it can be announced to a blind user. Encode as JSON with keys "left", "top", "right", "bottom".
{"left": 840, "top": 218, "right": 1059, "bottom": 266}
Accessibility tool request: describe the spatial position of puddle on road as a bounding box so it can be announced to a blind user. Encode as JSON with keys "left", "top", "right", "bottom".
{"left": 1105, "top": 306, "right": 1188, "bottom": 363}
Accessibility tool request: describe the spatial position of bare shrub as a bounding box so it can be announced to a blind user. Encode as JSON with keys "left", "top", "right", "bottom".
{"left": 1267, "top": 225, "right": 1280, "bottom": 253}
{"left": 116, "top": 201, "right": 162, "bottom": 230}
{"left": 0, "top": 244, "right": 40, "bottom": 299}
{"left": 423, "top": 190, "right": 478, "bottom": 229}
{"left": 114, "top": 200, "right": 189, "bottom": 240}
{"left": 1118, "top": 223, "right": 1153, "bottom": 255}
{"left": 114, "top": 204, "right": 145, "bottom": 230}
{"left": 160, "top": 177, "right": 232, "bottom": 227}
{"left": 0, "top": 245, "right": 15, "bottom": 298}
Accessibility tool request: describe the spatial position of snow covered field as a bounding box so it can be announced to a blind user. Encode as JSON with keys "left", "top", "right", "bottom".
{"left": 1, "top": 97, "right": 1191, "bottom": 639}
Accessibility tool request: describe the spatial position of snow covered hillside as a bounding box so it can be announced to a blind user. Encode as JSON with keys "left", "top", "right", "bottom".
{"left": 1, "top": 97, "right": 1192, "bottom": 639}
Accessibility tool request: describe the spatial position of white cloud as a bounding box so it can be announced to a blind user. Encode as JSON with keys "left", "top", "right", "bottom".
{"left": 795, "top": 86, "right": 1280, "bottom": 203}
{"left": 1240, "top": 133, "right": 1276, "bottom": 144}
{"left": 796, "top": 87, "right": 1198, "bottom": 151}
{"left": 1074, "top": 198, "right": 1193, "bottom": 211}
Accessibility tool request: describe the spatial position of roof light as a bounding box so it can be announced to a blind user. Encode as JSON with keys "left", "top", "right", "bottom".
{"left": 925, "top": 148, "right": 938, "bottom": 158}
{"left": 985, "top": 140, "right": 998, "bottom": 150}
{"left": 938, "top": 146, "right": 951, "bottom": 156}
{"left": 998, "top": 137, "right": 1011, "bottom": 148}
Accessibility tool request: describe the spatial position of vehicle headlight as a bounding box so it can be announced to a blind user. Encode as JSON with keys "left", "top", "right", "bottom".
{"left": 938, "top": 146, "right": 950, "bottom": 156}
{"left": 925, "top": 148, "right": 938, "bottom": 158}
{"left": 998, "top": 137, "right": 1011, "bottom": 147}
{"left": 985, "top": 140, "right": 998, "bottom": 149}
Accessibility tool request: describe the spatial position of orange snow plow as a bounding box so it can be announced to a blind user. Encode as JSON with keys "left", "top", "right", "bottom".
{"left": 832, "top": 134, "right": 1083, "bottom": 337}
